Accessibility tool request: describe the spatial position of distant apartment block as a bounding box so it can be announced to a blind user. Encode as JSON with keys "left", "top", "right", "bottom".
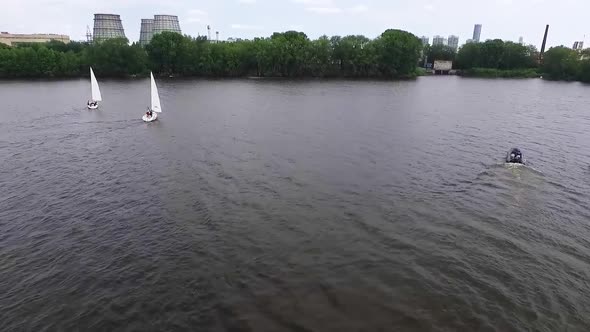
{"left": 518, "top": 36, "right": 524, "bottom": 45}
{"left": 0, "top": 32, "right": 70, "bottom": 46}
{"left": 472, "top": 24, "right": 482, "bottom": 43}
{"left": 573, "top": 41, "right": 584, "bottom": 50}
{"left": 448, "top": 35, "right": 459, "bottom": 51}
{"left": 420, "top": 36, "right": 429, "bottom": 45}
{"left": 432, "top": 35, "right": 446, "bottom": 46}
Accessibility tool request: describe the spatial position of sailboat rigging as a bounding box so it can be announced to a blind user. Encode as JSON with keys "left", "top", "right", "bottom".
{"left": 87, "top": 67, "right": 102, "bottom": 109}
{"left": 142, "top": 72, "right": 162, "bottom": 122}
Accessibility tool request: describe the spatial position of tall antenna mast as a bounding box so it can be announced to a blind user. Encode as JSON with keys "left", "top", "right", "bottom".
{"left": 86, "top": 25, "right": 92, "bottom": 43}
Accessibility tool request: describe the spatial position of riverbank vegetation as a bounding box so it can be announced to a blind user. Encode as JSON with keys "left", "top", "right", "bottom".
{"left": 0, "top": 30, "right": 422, "bottom": 79}
{"left": 541, "top": 46, "right": 590, "bottom": 82}
{"left": 453, "top": 39, "right": 590, "bottom": 82}
{"left": 460, "top": 68, "right": 539, "bottom": 78}
{"left": 455, "top": 39, "right": 539, "bottom": 75}
{"left": 1, "top": 30, "right": 590, "bottom": 83}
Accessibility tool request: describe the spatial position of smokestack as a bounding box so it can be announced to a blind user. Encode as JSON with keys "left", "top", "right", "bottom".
{"left": 93, "top": 14, "right": 126, "bottom": 41}
{"left": 539, "top": 24, "right": 549, "bottom": 63}
{"left": 207, "top": 25, "right": 211, "bottom": 41}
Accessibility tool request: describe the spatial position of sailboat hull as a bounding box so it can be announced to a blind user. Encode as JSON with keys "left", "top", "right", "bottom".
{"left": 142, "top": 112, "right": 158, "bottom": 122}
{"left": 87, "top": 104, "right": 99, "bottom": 109}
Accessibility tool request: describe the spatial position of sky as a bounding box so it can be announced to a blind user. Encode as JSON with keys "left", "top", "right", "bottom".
{"left": 0, "top": 0, "right": 588, "bottom": 49}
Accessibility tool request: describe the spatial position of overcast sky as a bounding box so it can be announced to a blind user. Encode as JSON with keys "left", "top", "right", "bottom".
{"left": 0, "top": 0, "right": 587, "bottom": 49}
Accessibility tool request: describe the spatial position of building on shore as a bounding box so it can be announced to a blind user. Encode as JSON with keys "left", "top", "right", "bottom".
{"left": 448, "top": 35, "right": 459, "bottom": 51}
{"left": 433, "top": 60, "right": 453, "bottom": 75}
{"left": 0, "top": 32, "right": 70, "bottom": 46}
{"left": 420, "top": 36, "right": 429, "bottom": 45}
{"left": 472, "top": 24, "right": 482, "bottom": 43}
{"left": 139, "top": 15, "right": 181, "bottom": 46}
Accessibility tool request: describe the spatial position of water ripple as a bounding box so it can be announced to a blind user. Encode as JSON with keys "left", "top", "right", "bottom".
{"left": 0, "top": 78, "right": 589, "bottom": 331}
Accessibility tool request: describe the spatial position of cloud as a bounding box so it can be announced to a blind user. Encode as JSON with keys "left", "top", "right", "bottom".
{"left": 346, "top": 4, "right": 368, "bottom": 13}
{"left": 305, "top": 7, "right": 342, "bottom": 14}
{"left": 304, "top": 5, "right": 368, "bottom": 15}
{"left": 185, "top": 9, "right": 208, "bottom": 24}
{"left": 238, "top": 0, "right": 257, "bottom": 3}
{"left": 293, "top": 0, "right": 334, "bottom": 5}
{"left": 188, "top": 9, "right": 208, "bottom": 15}
{"left": 289, "top": 24, "right": 304, "bottom": 31}
{"left": 423, "top": 4, "right": 435, "bottom": 11}
{"left": 231, "top": 24, "right": 263, "bottom": 30}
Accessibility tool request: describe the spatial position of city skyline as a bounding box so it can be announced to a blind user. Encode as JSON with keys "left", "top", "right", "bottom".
{"left": 1, "top": 0, "right": 588, "bottom": 49}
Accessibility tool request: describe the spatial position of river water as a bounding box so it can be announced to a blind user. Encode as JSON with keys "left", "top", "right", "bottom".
{"left": 1, "top": 77, "right": 589, "bottom": 331}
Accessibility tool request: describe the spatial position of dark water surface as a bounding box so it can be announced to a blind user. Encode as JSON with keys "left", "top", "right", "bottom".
{"left": 1, "top": 77, "right": 590, "bottom": 331}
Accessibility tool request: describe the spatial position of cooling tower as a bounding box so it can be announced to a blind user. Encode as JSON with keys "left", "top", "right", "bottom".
{"left": 139, "top": 19, "right": 154, "bottom": 46}
{"left": 152, "top": 15, "right": 181, "bottom": 35}
{"left": 93, "top": 14, "right": 126, "bottom": 41}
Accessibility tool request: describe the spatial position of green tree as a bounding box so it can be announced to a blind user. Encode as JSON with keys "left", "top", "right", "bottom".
{"left": 307, "top": 35, "right": 332, "bottom": 76}
{"left": 146, "top": 32, "right": 189, "bottom": 75}
{"left": 456, "top": 40, "right": 538, "bottom": 71}
{"left": 427, "top": 44, "right": 456, "bottom": 62}
{"left": 542, "top": 46, "right": 580, "bottom": 80}
{"left": 84, "top": 38, "right": 147, "bottom": 77}
{"left": 578, "top": 59, "right": 590, "bottom": 82}
{"left": 374, "top": 29, "right": 421, "bottom": 77}
{"left": 455, "top": 43, "right": 481, "bottom": 69}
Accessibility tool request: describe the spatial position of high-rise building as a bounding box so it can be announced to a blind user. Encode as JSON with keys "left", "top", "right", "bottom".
{"left": 518, "top": 36, "right": 524, "bottom": 45}
{"left": 93, "top": 14, "right": 126, "bottom": 41}
{"left": 448, "top": 35, "right": 459, "bottom": 51}
{"left": 432, "top": 35, "right": 445, "bottom": 46}
{"left": 420, "top": 36, "right": 429, "bottom": 45}
{"left": 472, "top": 24, "right": 482, "bottom": 43}
{"left": 573, "top": 41, "right": 584, "bottom": 50}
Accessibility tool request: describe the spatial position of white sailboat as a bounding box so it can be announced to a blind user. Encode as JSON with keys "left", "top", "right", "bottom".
{"left": 142, "top": 72, "right": 162, "bottom": 122}
{"left": 87, "top": 67, "right": 102, "bottom": 109}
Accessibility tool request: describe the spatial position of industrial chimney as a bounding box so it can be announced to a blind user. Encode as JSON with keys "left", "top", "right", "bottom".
{"left": 93, "top": 14, "right": 126, "bottom": 41}
{"left": 539, "top": 24, "right": 549, "bottom": 63}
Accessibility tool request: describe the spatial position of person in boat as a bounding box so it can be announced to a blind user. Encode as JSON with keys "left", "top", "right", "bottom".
{"left": 146, "top": 107, "right": 153, "bottom": 118}
{"left": 506, "top": 148, "right": 524, "bottom": 164}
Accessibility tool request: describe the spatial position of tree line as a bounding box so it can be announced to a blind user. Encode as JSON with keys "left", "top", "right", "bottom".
{"left": 0, "top": 30, "right": 422, "bottom": 79}
{"left": 422, "top": 39, "right": 590, "bottom": 82}
{"left": 1, "top": 31, "right": 590, "bottom": 82}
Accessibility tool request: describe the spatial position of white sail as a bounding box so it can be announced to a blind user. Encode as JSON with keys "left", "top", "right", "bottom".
{"left": 90, "top": 67, "right": 102, "bottom": 102}
{"left": 150, "top": 72, "right": 162, "bottom": 113}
